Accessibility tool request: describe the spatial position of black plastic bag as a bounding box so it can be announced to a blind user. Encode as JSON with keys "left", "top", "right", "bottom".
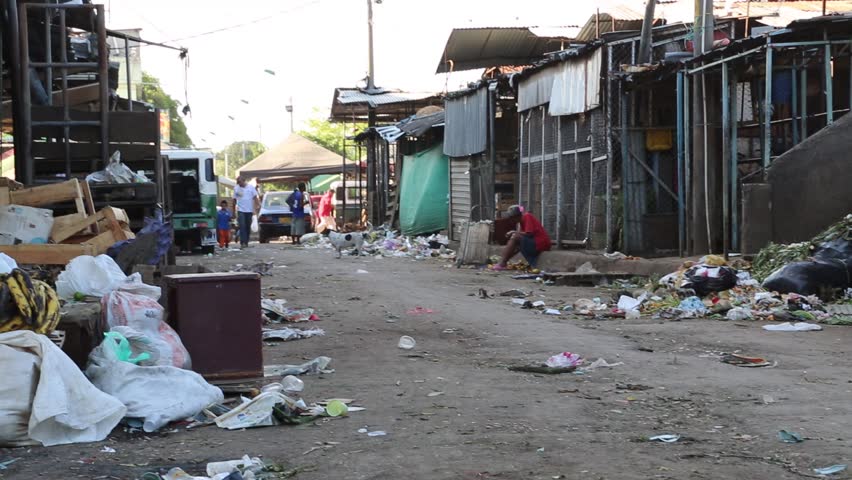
{"left": 683, "top": 265, "right": 738, "bottom": 297}
{"left": 763, "top": 238, "right": 852, "bottom": 296}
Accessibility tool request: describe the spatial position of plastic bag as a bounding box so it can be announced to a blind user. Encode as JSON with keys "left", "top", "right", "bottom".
{"left": 56, "top": 255, "right": 160, "bottom": 300}
{"left": 86, "top": 334, "right": 223, "bottom": 432}
{"left": 86, "top": 151, "right": 150, "bottom": 184}
{"left": 0, "top": 330, "right": 126, "bottom": 446}
{"left": 214, "top": 392, "right": 289, "bottom": 430}
{"left": 251, "top": 215, "right": 259, "bottom": 233}
{"left": 683, "top": 265, "right": 738, "bottom": 296}
{"left": 545, "top": 352, "right": 583, "bottom": 368}
{"left": 102, "top": 289, "right": 190, "bottom": 369}
{"left": 0, "top": 253, "right": 18, "bottom": 274}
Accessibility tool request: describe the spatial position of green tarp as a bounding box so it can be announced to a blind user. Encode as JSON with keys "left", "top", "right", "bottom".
{"left": 310, "top": 174, "right": 340, "bottom": 192}
{"left": 399, "top": 144, "right": 449, "bottom": 236}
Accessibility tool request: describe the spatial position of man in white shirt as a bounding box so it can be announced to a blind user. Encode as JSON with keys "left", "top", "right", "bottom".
{"left": 233, "top": 176, "right": 260, "bottom": 248}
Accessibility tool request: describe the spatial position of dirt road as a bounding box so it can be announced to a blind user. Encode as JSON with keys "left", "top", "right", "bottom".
{"left": 5, "top": 244, "right": 852, "bottom": 479}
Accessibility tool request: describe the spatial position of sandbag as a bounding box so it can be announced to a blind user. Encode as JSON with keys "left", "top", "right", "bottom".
{"left": 102, "top": 289, "right": 190, "bottom": 369}
{"left": 86, "top": 332, "right": 223, "bottom": 432}
{"left": 0, "top": 330, "right": 126, "bottom": 447}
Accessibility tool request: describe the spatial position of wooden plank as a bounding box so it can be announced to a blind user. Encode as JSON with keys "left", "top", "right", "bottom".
{"left": 51, "top": 213, "right": 87, "bottom": 232}
{"left": 0, "top": 244, "right": 96, "bottom": 265}
{"left": 0, "top": 187, "right": 9, "bottom": 206}
{"left": 9, "top": 179, "right": 82, "bottom": 207}
{"left": 80, "top": 181, "right": 98, "bottom": 234}
{"left": 50, "top": 211, "right": 105, "bottom": 244}
{"left": 101, "top": 206, "right": 130, "bottom": 226}
{"left": 82, "top": 229, "right": 117, "bottom": 255}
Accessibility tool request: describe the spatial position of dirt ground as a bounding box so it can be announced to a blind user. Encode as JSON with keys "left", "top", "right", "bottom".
{"left": 3, "top": 243, "right": 852, "bottom": 480}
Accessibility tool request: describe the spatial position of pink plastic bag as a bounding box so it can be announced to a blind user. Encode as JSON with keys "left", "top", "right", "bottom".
{"left": 101, "top": 289, "right": 191, "bottom": 369}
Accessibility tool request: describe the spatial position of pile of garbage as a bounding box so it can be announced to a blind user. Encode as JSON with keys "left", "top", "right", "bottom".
{"left": 301, "top": 227, "right": 455, "bottom": 260}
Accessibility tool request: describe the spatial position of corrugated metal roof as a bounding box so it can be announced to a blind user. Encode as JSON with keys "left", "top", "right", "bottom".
{"left": 436, "top": 27, "right": 577, "bottom": 74}
{"left": 330, "top": 88, "right": 443, "bottom": 123}
{"left": 335, "top": 89, "right": 436, "bottom": 107}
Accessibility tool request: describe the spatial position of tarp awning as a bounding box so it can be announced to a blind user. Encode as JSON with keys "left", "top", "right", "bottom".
{"left": 400, "top": 144, "right": 449, "bottom": 236}
{"left": 238, "top": 134, "right": 356, "bottom": 180}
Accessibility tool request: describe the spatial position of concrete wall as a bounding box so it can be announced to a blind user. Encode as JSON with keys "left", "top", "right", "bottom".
{"left": 766, "top": 112, "right": 852, "bottom": 244}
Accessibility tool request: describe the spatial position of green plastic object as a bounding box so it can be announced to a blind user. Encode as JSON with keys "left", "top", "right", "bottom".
{"left": 399, "top": 144, "right": 449, "bottom": 236}
{"left": 103, "top": 331, "right": 151, "bottom": 365}
{"left": 325, "top": 400, "right": 348, "bottom": 417}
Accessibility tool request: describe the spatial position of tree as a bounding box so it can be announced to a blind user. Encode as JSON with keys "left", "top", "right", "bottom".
{"left": 214, "top": 141, "right": 266, "bottom": 178}
{"left": 139, "top": 72, "right": 192, "bottom": 148}
{"left": 298, "top": 108, "right": 365, "bottom": 161}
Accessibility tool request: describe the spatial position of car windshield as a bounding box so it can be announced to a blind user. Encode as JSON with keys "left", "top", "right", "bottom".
{"left": 263, "top": 193, "right": 289, "bottom": 208}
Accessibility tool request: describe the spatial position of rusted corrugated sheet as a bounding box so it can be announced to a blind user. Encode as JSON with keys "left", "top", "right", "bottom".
{"left": 443, "top": 88, "right": 488, "bottom": 157}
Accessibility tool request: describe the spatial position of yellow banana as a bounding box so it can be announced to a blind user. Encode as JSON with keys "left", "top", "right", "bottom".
{"left": 5, "top": 274, "right": 33, "bottom": 325}
{"left": 35, "top": 281, "right": 60, "bottom": 334}
{"left": 0, "top": 314, "right": 28, "bottom": 333}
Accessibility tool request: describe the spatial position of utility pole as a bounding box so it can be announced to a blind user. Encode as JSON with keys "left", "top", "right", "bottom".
{"left": 286, "top": 97, "right": 294, "bottom": 133}
{"left": 366, "top": 0, "right": 376, "bottom": 92}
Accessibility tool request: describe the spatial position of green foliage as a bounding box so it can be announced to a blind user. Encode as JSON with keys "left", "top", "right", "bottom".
{"left": 139, "top": 72, "right": 192, "bottom": 148}
{"left": 298, "top": 108, "right": 365, "bottom": 161}
{"left": 214, "top": 141, "right": 266, "bottom": 178}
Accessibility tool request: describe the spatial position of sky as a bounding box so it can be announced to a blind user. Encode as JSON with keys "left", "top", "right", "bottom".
{"left": 101, "top": 0, "right": 689, "bottom": 151}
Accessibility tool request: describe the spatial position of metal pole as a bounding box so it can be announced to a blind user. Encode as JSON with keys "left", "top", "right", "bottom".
{"left": 573, "top": 120, "right": 579, "bottom": 227}
{"left": 791, "top": 65, "right": 799, "bottom": 145}
{"left": 125, "top": 37, "right": 133, "bottom": 109}
{"left": 800, "top": 65, "right": 808, "bottom": 140}
{"left": 96, "top": 4, "right": 109, "bottom": 173}
{"left": 342, "top": 127, "right": 347, "bottom": 227}
{"left": 519, "top": 112, "right": 524, "bottom": 207}
{"left": 556, "top": 115, "right": 562, "bottom": 247}
{"left": 620, "top": 84, "right": 629, "bottom": 252}
{"left": 676, "top": 72, "right": 685, "bottom": 257}
{"left": 684, "top": 74, "right": 692, "bottom": 253}
{"left": 540, "top": 106, "right": 545, "bottom": 225}
{"left": 526, "top": 114, "right": 532, "bottom": 209}
{"left": 44, "top": 8, "right": 52, "bottom": 106}
{"left": 605, "top": 45, "right": 614, "bottom": 252}
{"left": 722, "top": 62, "right": 730, "bottom": 257}
{"left": 731, "top": 70, "right": 740, "bottom": 252}
{"left": 59, "top": 9, "right": 71, "bottom": 178}
{"left": 366, "top": 0, "right": 375, "bottom": 90}
{"left": 824, "top": 31, "right": 834, "bottom": 125}
{"left": 763, "top": 41, "right": 773, "bottom": 168}
{"left": 488, "top": 83, "right": 497, "bottom": 220}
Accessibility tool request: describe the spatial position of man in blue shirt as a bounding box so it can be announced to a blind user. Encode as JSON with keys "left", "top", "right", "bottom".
{"left": 290, "top": 182, "right": 308, "bottom": 245}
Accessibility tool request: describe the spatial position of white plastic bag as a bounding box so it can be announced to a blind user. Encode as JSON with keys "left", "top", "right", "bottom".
{"left": 545, "top": 352, "right": 583, "bottom": 368}
{"left": 251, "top": 215, "right": 259, "bottom": 233}
{"left": 86, "top": 151, "right": 150, "bottom": 184}
{"left": 102, "top": 289, "right": 191, "bottom": 369}
{"left": 56, "top": 255, "right": 161, "bottom": 300}
{"left": 86, "top": 333, "right": 223, "bottom": 432}
{"left": 0, "top": 330, "right": 126, "bottom": 446}
{"left": 0, "top": 253, "right": 18, "bottom": 274}
{"left": 214, "top": 392, "right": 289, "bottom": 430}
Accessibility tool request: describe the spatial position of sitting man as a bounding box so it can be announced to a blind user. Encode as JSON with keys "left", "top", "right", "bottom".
{"left": 493, "top": 205, "right": 551, "bottom": 270}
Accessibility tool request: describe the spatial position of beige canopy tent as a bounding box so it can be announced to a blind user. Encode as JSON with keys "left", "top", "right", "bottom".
{"left": 237, "top": 134, "right": 357, "bottom": 181}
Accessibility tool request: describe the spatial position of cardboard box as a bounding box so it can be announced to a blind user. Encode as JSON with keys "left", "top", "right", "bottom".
{"left": 0, "top": 205, "right": 55, "bottom": 245}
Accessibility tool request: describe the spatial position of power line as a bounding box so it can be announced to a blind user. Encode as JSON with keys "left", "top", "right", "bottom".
{"left": 166, "top": 0, "right": 322, "bottom": 43}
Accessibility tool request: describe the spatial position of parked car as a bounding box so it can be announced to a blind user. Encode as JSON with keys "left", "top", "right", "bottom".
{"left": 257, "top": 191, "right": 313, "bottom": 243}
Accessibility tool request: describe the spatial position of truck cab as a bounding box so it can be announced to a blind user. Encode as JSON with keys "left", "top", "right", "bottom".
{"left": 163, "top": 149, "right": 218, "bottom": 254}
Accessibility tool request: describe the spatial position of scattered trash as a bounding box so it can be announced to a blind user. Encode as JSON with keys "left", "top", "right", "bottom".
{"left": 584, "top": 358, "right": 624, "bottom": 370}
{"left": 264, "top": 357, "right": 333, "bottom": 376}
{"left": 427, "top": 391, "right": 444, "bottom": 397}
{"left": 86, "top": 332, "right": 223, "bottom": 433}
{"left": 725, "top": 307, "right": 753, "bottom": 321}
{"left": 261, "top": 300, "right": 319, "bottom": 323}
{"left": 603, "top": 251, "right": 628, "bottom": 260}
{"left": 544, "top": 309, "right": 562, "bottom": 315}
{"left": 57, "top": 254, "right": 159, "bottom": 300}
{"left": 536, "top": 447, "right": 546, "bottom": 453}
{"left": 720, "top": 353, "right": 771, "bottom": 367}
{"left": 532, "top": 300, "right": 546, "bottom": 308}
{"left": 574, "top": 298, "right": 608, "bottom": 315}
{"left": 648, "top": 434, "right": 680, "bottom": 443}
{"left": 325, "top": 400, "right": 348, "bottom": 417}
{"left": 406, "top": 306, "right": 434, "bottom": 315}
{"left": 356, "top": 269, "right": 369, "bottom": 274}
{"left": 677, "top": 296, "right": 708, "bottom": 315}
{"left": 683, "top": 264, "right": 738, "bottom": 297}
{"left": 574, "top": 262, "right": 599, "bottom": 274}
{"left": 206, "top": 455, "right": 265, "bottom": 477}
{"left": 813, "top": 464, "right": 847, "bottom": 476}
{"left": 545, "top": 352, "right": 583, "bottom": 368}
{"left": 0, "top": 458, "right": 19, "bottom": 470}
{"left": 762, "top": 322, "right": 823, "bottom": 332}
{"left": 100, "top": 446, "right": 116, "bottom": 453}
{"left": 778, "top": 430, "right": 803, "bottom": 443}
{"left": 261, "top": 327, "right": 325, "bottom": 341}
{"left": 358, "top": 428, "right": 368, "bottom": 433}
{"left": 367, "top": 430, "right": 387, "bottom": 437}
{"left": 235, "top": 262, "right": 274, "bottom": 276}
{"left": 398, "top": 336, "right": 416, "bottom": 350}
{"left": 477, "top": 288, "right": 493, "bottom": 299}
{"left": 508, "top": 365, "right": 578, "bottom": 374}
{"left": 500, "top": 289, "right": 528, "bottom": 297}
